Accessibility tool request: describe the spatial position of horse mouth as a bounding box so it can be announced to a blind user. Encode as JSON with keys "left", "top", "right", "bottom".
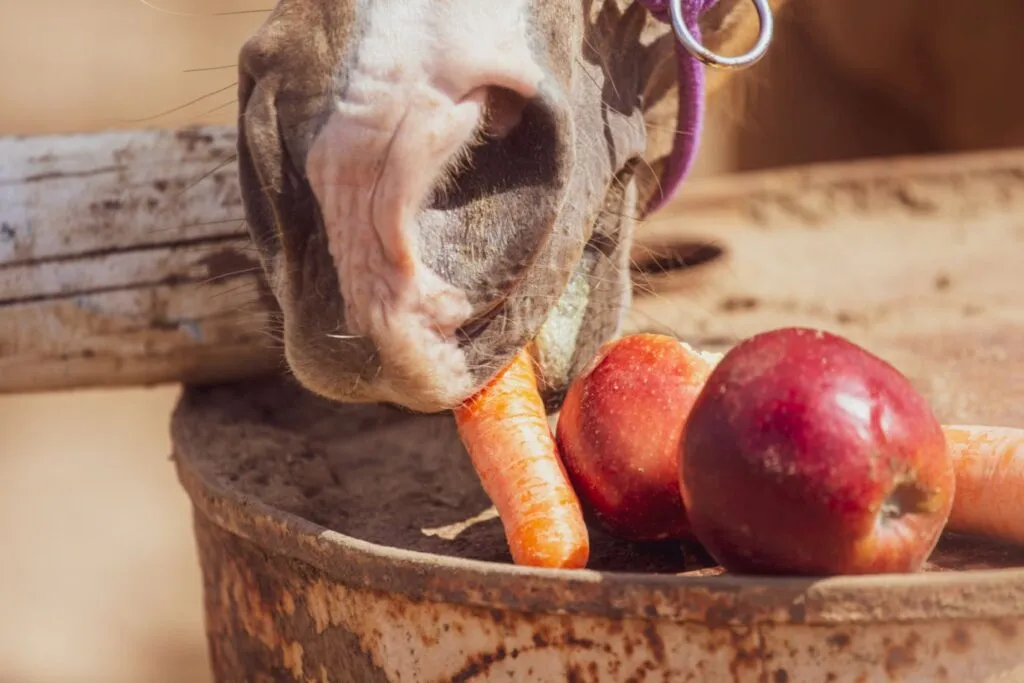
{"left": 455, "top": 295, "right": 508, "bottom": 346}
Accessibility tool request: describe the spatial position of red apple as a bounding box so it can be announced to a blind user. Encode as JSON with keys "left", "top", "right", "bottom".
{"left": 679, "top": 327, "right": 955, "bottom": 576}
{"left": 555, "top": 333, "right": 720, "bottom": 541}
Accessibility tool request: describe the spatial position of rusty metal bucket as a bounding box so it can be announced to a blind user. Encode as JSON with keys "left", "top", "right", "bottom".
{"left": 172, "top": 376, "right": 1024, "bottom": 683}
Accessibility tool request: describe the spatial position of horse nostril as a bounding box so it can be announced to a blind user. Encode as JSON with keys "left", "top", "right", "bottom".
{"left": 426, "top": 91, "right": 560, "bottom": 214}
{"left": 480, "top": 86, "right": 530, "bottom": 140}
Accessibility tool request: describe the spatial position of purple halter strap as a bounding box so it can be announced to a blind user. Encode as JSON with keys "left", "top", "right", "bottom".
{"left": 635, "top": 0, "right": 721, "bottom": 215}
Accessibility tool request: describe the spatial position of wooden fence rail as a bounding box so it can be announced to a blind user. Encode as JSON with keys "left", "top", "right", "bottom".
{"left": 0, "top": 126, "right": 276, "bottom": 393}
{"left": 2, "top": 126, "right": 1023, "bottom": 420}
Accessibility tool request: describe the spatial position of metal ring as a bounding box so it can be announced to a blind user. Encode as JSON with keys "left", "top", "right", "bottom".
{"left": 669, "top": 0, "right": 774, "bottom": 70}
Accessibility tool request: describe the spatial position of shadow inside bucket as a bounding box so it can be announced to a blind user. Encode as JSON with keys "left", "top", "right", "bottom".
{"left": 175, "top": 375, "right": 1024, "bottom": 576}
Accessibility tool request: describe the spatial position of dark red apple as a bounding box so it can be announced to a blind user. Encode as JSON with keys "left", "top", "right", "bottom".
{"left": 555, "top": 333, "right": 721, "bottom": 541}
{"left": 679, "top": 327, "right": 955, "bottom": 576}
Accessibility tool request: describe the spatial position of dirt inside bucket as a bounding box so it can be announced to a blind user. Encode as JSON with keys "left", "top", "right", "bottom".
{"left": 173, "top": 374, "right": 1024, "bottom": 576}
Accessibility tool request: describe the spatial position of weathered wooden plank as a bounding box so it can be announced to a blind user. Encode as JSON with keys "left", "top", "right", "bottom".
{"left": 630, "top": 156, "right": 1024, "bottom": 346}
{"left": 0, "top": 272, "right": 279, "bottom": 393}
{"left": 0, "top": 125, "right": 270, "bottom": 393}
{"left": 625, "top": 155, "right": 1024, "bottom": 427}
{"left": 645, "top": 145, "right": 1024, "bottom": 232}
{"left": 0, "top": 125, "right": 243, "bottom": 265}
{"left": 1, "top": 125, "right": 1022, "bottom": 395}
{"left": 1, "top": 272, "right": 268, "bottom": 357}
{"left": 0, "top": 235, "right": 248, "bottom": 302}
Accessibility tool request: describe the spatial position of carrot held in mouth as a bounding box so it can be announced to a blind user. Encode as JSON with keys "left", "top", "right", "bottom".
{"left": 942, "top": 424, "right": 1024, "bottom": 546}
{"left": 454, "top": 347, "right": 590, "bottom": 569}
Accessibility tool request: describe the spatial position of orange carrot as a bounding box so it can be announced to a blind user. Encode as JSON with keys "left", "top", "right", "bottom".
{"left": 943, "top": 424, "right": 1024, "bottom": 545}
{"left": 454, "top": 348, "right": 590, "bottom": 569}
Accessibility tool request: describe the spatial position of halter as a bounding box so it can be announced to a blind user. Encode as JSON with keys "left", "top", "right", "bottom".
{"left": 636, "top": 0, "right": 774, "bottom": 214}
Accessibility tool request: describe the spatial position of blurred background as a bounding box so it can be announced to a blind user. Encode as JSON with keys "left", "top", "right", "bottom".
{"left": 0, "top": 3, "right": 261, "bottom": 682}
{"left": 1, "top": 1, "right": 1020, "bottom": 682}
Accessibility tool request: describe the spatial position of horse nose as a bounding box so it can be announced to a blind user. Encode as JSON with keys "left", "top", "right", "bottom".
{"left": 301, "top": 0, "right": 557, "bottom": 412}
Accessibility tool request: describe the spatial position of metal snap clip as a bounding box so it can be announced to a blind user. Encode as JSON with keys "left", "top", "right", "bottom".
{"left": 669, "top": 0, "right": 774, "bottom": 70}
